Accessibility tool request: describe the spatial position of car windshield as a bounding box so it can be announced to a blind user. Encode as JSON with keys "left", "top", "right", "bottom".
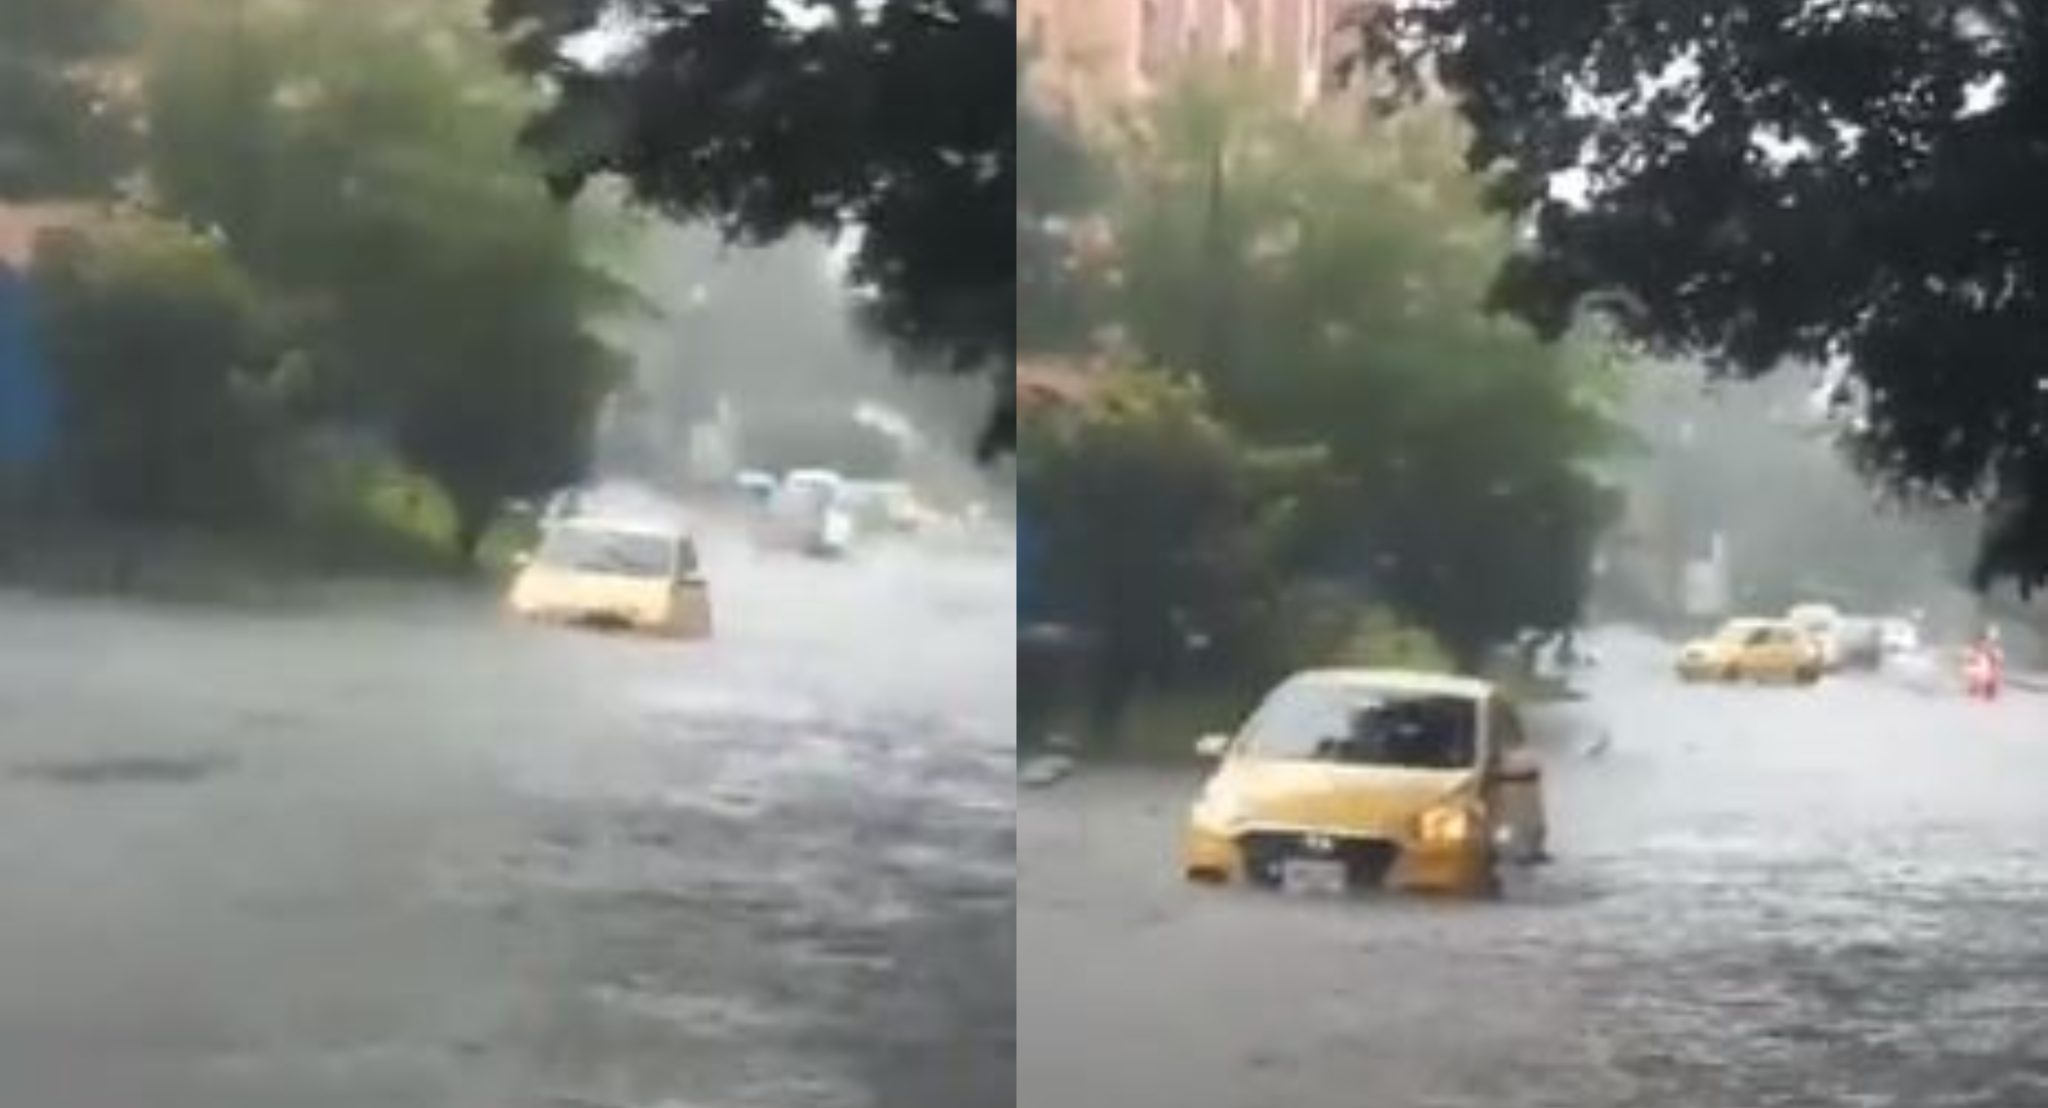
{"left": 1241, "top": 683, "right": 1480, "bottom": 770}
{"left": 536, "top": 527, "right": 676, "bottom": 579}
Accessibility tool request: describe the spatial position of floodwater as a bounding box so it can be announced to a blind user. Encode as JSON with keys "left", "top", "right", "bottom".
{"left": 1021, "top": 628, "right": 2048, "bottom": 1108}
{"left": 0, "top": 497, "right": 1014, "bottom": 1108}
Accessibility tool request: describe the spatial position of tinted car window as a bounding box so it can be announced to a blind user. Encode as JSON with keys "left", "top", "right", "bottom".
{"left": 537, "top": 528, "right": 676, "bottom": 579}
{"left": 1242, "top": 682, "right": 1480, "bottom": 769}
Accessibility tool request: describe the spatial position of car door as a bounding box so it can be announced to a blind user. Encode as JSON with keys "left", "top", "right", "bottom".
{"left": 1735, "top": 625, "right": 1776, "bottom": 676}
{"left": 1765, "top": 626, "right": 1809, "bottom": 678}
{"left": 1487, "top": 697, "right": 1547, "bottom": 862}
{"left": 670, "top": 536, "right": 713, "bottom": 638}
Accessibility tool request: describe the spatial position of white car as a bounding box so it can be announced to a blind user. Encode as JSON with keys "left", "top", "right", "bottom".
{"left": 762, "top": 469, "right": 854, "bottom": 557}
{"left": 1787, "top": 603, "right": 1845, "bottom": 670}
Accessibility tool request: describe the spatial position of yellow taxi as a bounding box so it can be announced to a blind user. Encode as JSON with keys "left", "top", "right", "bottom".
{"left": 1182, "top": 669, "right": 1546, "bottom": 898}
{"left": 507, "top": 517, "right": 712, "bottom": 639}
{"left": 1674, "top": 617, "right": 1822, "bottom": 684}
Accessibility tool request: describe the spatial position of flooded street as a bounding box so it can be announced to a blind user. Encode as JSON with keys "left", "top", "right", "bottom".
{"left": 0, "top": 515, "right": 1014, "bottom": 1108}
{"left": 1021, "top": 628, "right": 2048, "bottom": 1108}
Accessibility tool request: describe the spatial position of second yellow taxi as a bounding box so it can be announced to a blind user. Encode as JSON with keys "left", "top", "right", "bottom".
{"left": 1674, "top": 617, "right": 1822, "bottom": 684}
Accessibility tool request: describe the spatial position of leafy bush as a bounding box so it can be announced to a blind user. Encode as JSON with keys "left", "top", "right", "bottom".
{"left": 30, "top": 213, "right": 280, "bottom": 527}
{"left": 1329, "top": 606, "right": 1456, "bottom": 673}
{"left": 1021, "top": 368, "right": 1298, "bottom": 737}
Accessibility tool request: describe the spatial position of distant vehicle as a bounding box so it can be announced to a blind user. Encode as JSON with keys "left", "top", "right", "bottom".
{"left": 763, "top": 469, "right": 854, "bottom": 557}
{"left": 1676, "top": 617, "right": 1824, "bottom": 684}
{"left": 1831, "top": 617, "right": 1885, "bottom": 671}
{"left": 843, "top": 480, "right": 927, "bottom": 534}
{"left": 507, "top": 517, "right": 712, "bottom": 639}
{"left": 1786, "top": 603, "right": 1846, "bottom": 670}
{"left": 1181, "top": 669, "right": 1547, "bottom": 898}
{"left": 734, "top": 470, "right": 778, "bottom": 506}
{"left": 1878, "top": 617, "right": 1922, "bottom": 656}
{"left": 1889, "top": 646, "right": 1951, "bottom": 695}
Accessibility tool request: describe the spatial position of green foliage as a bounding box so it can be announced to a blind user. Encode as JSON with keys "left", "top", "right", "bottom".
{"left": 277, "top": 453, "right": 468, "bottom": 572}
{"left": 1108, "top": 71, "right": 1623, "bottom": 663}
{"left": 0, "top": 0, "right": 132, "bottom": 198}
{"left": 1018, "top": 53, "right": 1106, "bottom": 360}
{"left": 1021, "top": 368, "right": 1298, "bottom": 732}
{"left": 488, "top": 0, "right": 1014, "bottom": 456}
{"left": 29, "top": 213, "right": 279, "bottom": 525}
{"left": 1328, "top": 606, "right": 1456, "bottom": 674}
{"left": 1362, "top": 0, "right": 2048, "bottom": 592}
{"left": 140, "top": 0, "right": 626, "bottom": 556}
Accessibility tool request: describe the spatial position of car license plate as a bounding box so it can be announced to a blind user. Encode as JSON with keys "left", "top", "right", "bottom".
{"left": 1279, "top": 857, "right": 1347, "bottom": 895}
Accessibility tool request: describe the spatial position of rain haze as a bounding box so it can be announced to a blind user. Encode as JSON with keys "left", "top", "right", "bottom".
{"left": 0, "top": 0, "right": 1014, "bottom": 1105}
{"left": 1016, "top": 1, "right": 2048, "bottom": 1105}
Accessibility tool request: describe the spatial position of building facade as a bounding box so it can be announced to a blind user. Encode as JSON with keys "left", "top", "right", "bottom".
{"left": 1021, "top": 0, "right": 1350, "bottom": 114}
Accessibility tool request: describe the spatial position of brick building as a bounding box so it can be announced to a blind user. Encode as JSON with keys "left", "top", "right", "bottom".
{"left": 1020, "top": 0, "right": 1351, "bottom": 116}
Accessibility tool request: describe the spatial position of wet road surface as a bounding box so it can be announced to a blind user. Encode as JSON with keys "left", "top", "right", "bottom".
{"left": 1021, "top": 628, "right": 2048, "bottom": 1108}
{"left": 0, "top": 515, "right": 1013, "bottom": 1108}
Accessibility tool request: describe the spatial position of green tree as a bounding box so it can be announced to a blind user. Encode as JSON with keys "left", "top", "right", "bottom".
{"left": 1021, "top": 369, "right": 1298, "bottom": 737}
{"left": 488, "top": 0, "right": 1015, "bottom": 456}
{"left": 30, "top": 213, "right": 276, "bottom": 524}
{"left": 1360, "top": 0, "right": 2048, "bottom": 592}
{"left": 1018, "top": 53, "right": 1106, "bottom": 360}
{"left": 1110, "top": 71, "right": 1623, "bottom": 664}
{"left": 140, "top": 0, "right": 626, "bottom": 557}
{"left": 0, "top": 0, "right": 132, "bottom": 198}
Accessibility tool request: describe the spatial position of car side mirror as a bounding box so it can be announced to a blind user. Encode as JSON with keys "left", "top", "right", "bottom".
{"left": 1194, "top": 733, "right": 1231, "bottom": 759}
{"left": 1496, "top": 748, "right": 1542, "bottom": 783}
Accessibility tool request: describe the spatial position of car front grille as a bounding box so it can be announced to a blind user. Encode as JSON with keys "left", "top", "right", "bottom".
{"left": 1238, "top": 830, "right": 1401, "bottom": 889}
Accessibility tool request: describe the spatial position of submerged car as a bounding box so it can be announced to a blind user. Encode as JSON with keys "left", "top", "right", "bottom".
{"left": 507, "top": 518, "right": 712, "bottom": 639}
{"left": 1675, "top": 617, "right": 1822, "bottom": 684}
{"left": 1182, "top": 669, "right": 1547, "bottom": 898}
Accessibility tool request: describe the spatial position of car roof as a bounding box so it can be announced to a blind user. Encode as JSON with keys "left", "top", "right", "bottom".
{"left": 1285, "top": 668, "right": 1496, "bottom": 701}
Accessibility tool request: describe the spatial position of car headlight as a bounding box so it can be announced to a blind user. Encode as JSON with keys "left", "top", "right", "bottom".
{"left": 1195, "top": 789, "right": 1245, "bottom": 830}
{"left": 1415, "top": 804, "right": 1479, "bottom": 844}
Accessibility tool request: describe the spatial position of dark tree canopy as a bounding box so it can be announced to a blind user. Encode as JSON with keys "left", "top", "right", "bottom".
{"left": 489, "top": 0, "right": 1015, "bottom": 455}
{"left": 0, "top": 0, "right": 132, "bottom": 198}
{"left": 1361, "top": 0, "right": 2048, "bottom": 589}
